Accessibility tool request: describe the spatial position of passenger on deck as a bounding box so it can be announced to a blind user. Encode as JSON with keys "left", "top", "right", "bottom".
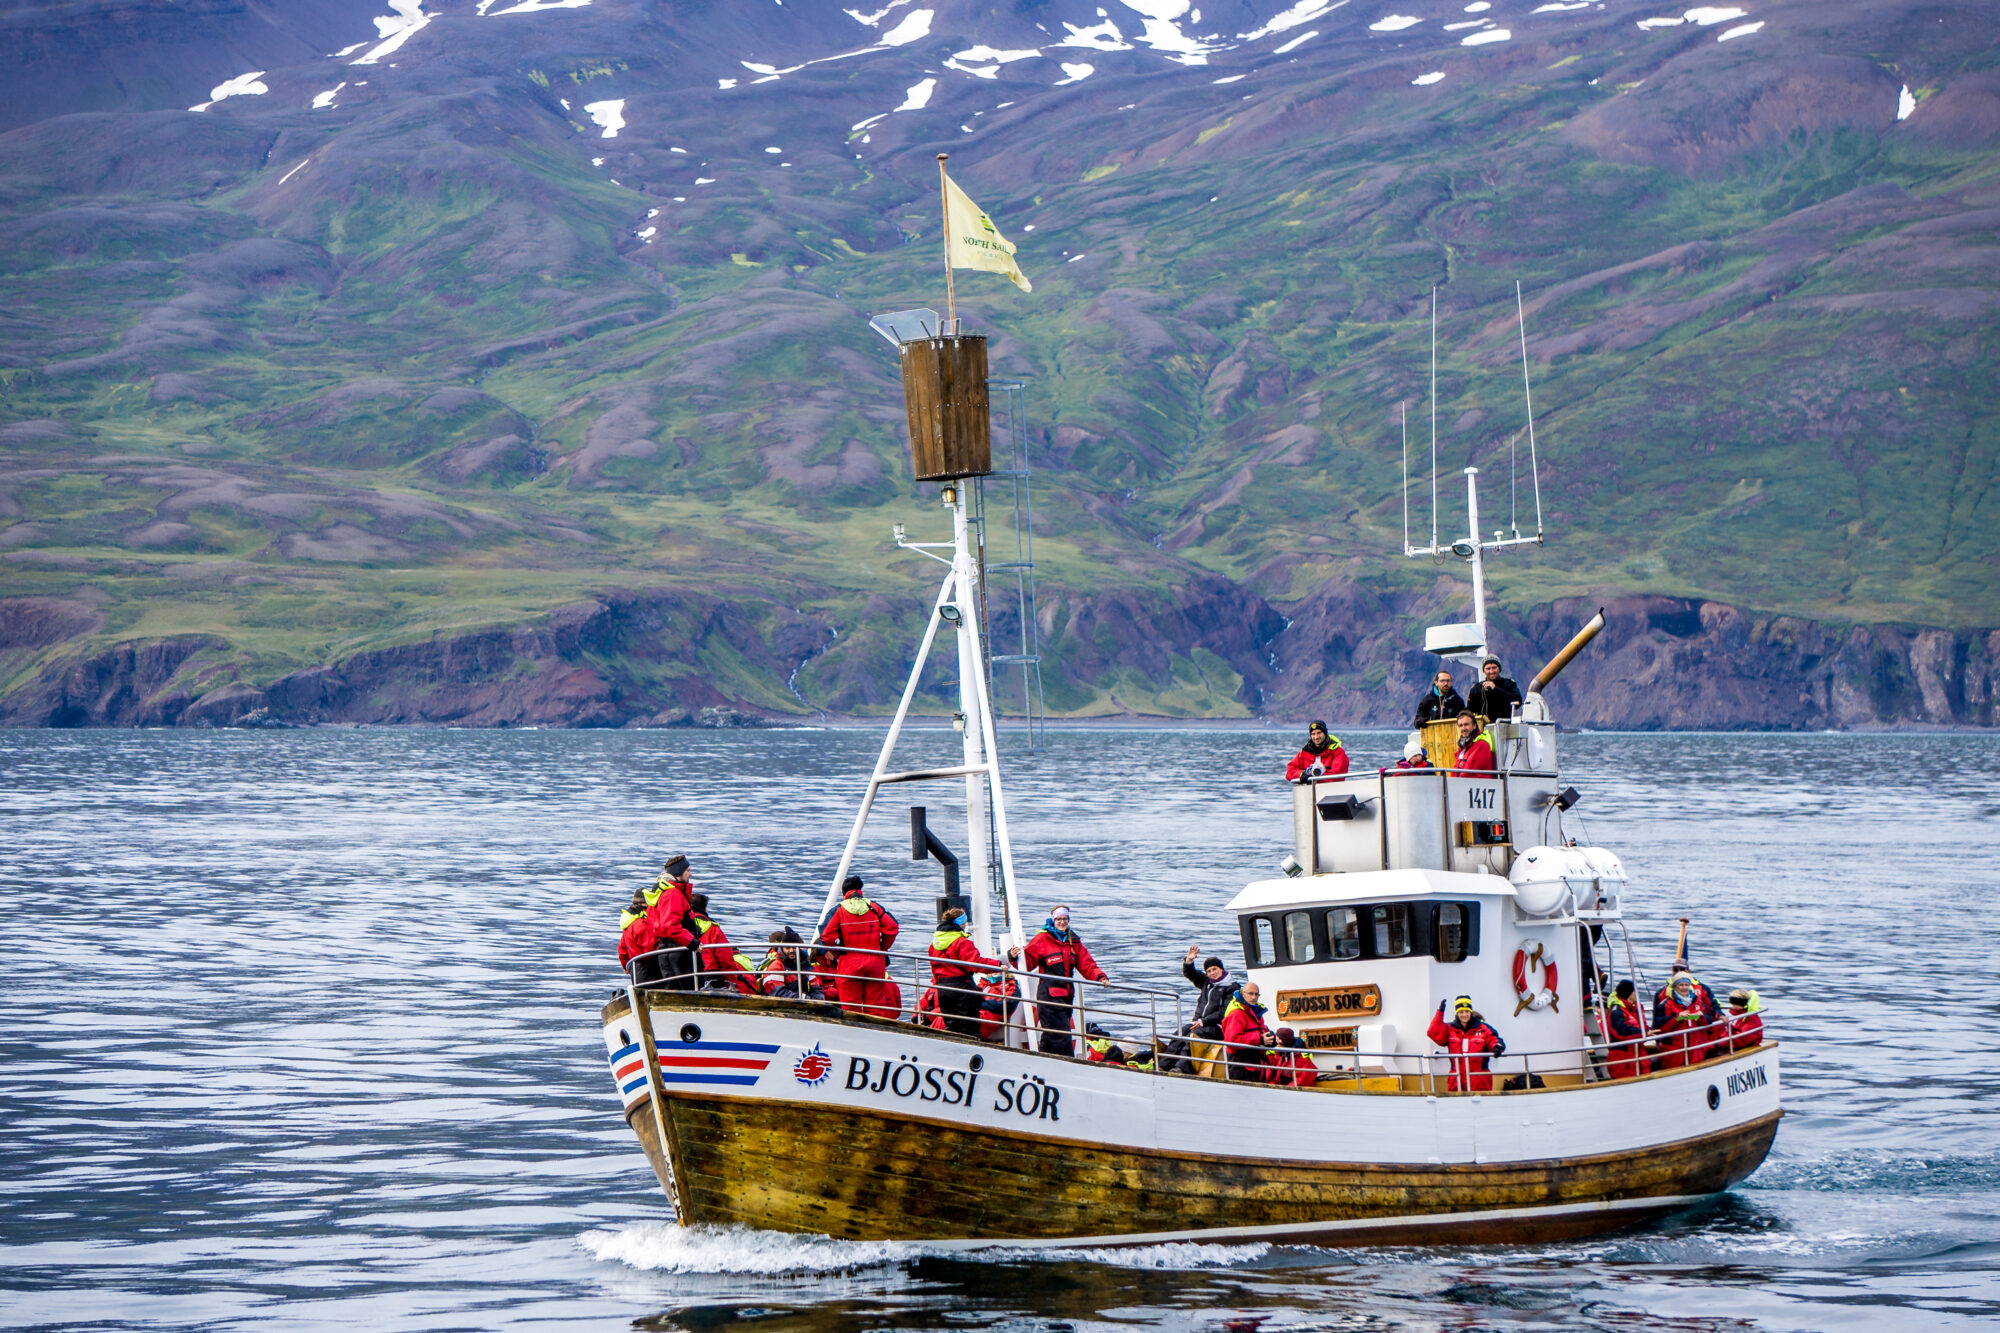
{"left": 1413, "top": 670, "right": 1465, "bottom": 728}
{"left": 928, "top": 906, "right": 1012, "bottom": 1038}
{"left": 759, "top": 929, "right": 825, "bottom": 1001}
{"left": 1395, "top": 732, "right": 1432, "bottom": 769}
{"left": 1181, "top": 946, "right": 1236, "bottom": 1040}
{"left": 1264, "top": 1028, "right": 1319, "bottom": 1088}
{"left": 689, "top": 894, "right": 760, "bottom": 995}
{"left": 1453, "top": 712, "right": 1497, "bottom": 773}
{"left": 1725, "top": 989, "right": 1764, "bottom": 1052}
{"left": 1084, "top": 1023, "right": 1127, "bottom": 1064}
{"left": 1427, "top": 995, "right": 1506, "bottom": 1091}
{"left": 1285, "top": 721, "right": 1350, "bottom": 783}
{"left": 1023, "top": 905, "right": 1108, "bottom": 1057}
{"left": 1651, "top": 966, "right": 1721, "bottom": 1069}
{"left": 1466, "top": 657, "right": 1524, "bottom": 722}
{"left": 1221, "top": 982, "right": 1274, "bottom": 1082}
{"left": 1604, "top": 979, "right": 1647, "bottom": 1079}
{"left": 815, "top": 874, "right": 901, "bottom": 1020}
{"left": 621, "top": 854, "right": 700, "bottom": 990}
{"left": 975, "top": 970, "right": 1020, "bottom": 1043}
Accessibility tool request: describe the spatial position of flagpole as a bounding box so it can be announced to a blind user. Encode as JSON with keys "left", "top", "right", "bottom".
{"left": 937, "top": 153, "right": 956, "bottom": 334}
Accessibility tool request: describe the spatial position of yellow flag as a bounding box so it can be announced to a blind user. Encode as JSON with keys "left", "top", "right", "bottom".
{"left": 944, "top": 173, "right": 1032, "bottom": 292}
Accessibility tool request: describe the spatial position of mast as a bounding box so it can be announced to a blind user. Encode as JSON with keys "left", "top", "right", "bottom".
{"left": 949, "top": 488, "right": 995, "bottom": 951}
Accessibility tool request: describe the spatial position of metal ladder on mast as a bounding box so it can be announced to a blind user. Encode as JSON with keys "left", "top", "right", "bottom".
{"left": 969, "top": 377, "right": 1048, "bottom": 755}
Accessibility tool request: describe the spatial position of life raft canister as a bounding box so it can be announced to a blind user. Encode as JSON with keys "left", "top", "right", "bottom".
{"left": 1512, "top": 941, "right": 1560, "bottom": 1015}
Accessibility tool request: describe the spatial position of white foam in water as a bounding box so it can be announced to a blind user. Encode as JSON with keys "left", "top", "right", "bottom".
{"left": 1369, "top": 15, "right": 1421, "bottom": 32}
{"left": 581, "top": 1223, "right": 921, "bottom": 1274}
{"left": 1533, "top": 1, "right": 1591, "bottom": 10}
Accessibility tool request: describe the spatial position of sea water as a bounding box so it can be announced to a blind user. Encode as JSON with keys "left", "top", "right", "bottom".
{"left": 2, "top": 728, "right": 1996, "bottom": 1330}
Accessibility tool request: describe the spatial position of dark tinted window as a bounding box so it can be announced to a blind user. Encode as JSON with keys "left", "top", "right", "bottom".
{"left": 1327, "top": 908, "right": 1361, "bottom": 960}
{"left": 1283, "top": 911, "right": 1317, "bottom": 962}
{"left": 1251, "top": 917, "right": 1277, "bottom": 966}
{"left": 1371, "top": 904, "right": 1412, "bottom": 958}
{"left": 1435, "top": 903, "right": 1467, "bottom": 962}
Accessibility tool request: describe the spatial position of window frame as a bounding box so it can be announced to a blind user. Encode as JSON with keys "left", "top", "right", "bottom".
{"left": 1238, "top": 900, "right": 1481, "bottom": 967}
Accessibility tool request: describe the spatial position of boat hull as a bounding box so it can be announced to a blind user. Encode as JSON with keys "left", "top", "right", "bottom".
{"left": 604, "top": 992, "right": 1780, "bottom": 1247}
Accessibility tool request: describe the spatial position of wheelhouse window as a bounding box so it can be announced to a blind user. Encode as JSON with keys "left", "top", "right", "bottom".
{"left": 1250, "top": 916, "right": 1277, "bottom": 966}
{"left": 1435, "top": 903, "right": 1468, "bottom": 963}
{"left": 1326, "top": 907, "right": 1361, "bottom": 960}
{"left": 1283, "top": 911, "right": 1317, "bottom": 962}
{"left": 1371, "top": 904, "right": 1412, "bottom": 958}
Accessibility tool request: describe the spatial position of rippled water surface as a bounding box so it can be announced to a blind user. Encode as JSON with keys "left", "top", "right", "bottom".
{"left": 3, "top": 727, "right": 1998, "bottom": 1331}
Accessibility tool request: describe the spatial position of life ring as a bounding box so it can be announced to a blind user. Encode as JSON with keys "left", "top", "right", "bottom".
{"left": 1512, "top": 942, "right": 1560, "bottom": 1015}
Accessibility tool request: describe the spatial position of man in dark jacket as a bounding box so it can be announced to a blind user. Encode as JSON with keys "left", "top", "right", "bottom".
{"left": 1412, "top": 670, "right": 1465, "bottom": 727}
{"left": 1465, "top": 657, "right": 1523, "bottom": 722}
{"left": 1181, "top": 945, "right": 1236, "bottom": 1039}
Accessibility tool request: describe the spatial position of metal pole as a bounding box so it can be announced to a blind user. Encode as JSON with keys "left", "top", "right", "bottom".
{"left": 938, "top": 154, "right": 957, "bottom": 333}
{"left": 1465, "top": 467, "right": 1486, "bottom": 652}
{"left": 950, "top": 490, "right": 995, "bottom": 956}
{"left": 958, "top": 546, "right": 1028, "bottom": 951}
{"left": 823, "top": 566, "right": 957, "bottom": 924}
{"left": 1516, "top": 280, "right": 1543, "bottom": 536}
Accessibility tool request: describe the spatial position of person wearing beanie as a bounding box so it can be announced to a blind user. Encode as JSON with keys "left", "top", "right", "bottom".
{"left": 1395, "top": 730, "right": 1433, "bottom": 769}
{"left": 688, "top": 892, "right": 759, "bottom": 996}
{"left": 1427, "top": 994, "right": 1506, "bottom": 1091}
{"left": 759, "top": 927, "right": 825, "bottom": 1001}
{"left": 1465, "top": 656, "right": 1523, "bottom": 724}
{"left": 621, "top": 855, "right": 700, "bottom": 990}
{"left": 1180, "top": 944, "right": 1238, "bottom": 1076}
{"left": 1263, "top": 1026, "right": 1319, "bottom": 1089}
{"left": 928, "top": 905, "right": 1014, "bottom": 1038}
{"left": 814, "top": 873, "right": 900, "bottom": 1018}
{"left": 1725, "top": 988, "right": 1765, "bottom": 1052}
{"left": 1285, "top": 721, "right": 1350, "bottom": 783}
{"left": 1652, "top": 969, "right": 1721, "bottom": 1069}
{"left": 1604, "top": 978, "right": 1648, "bottom": 1079}
{"left": 1022, "top": 905, "right": 1108, "bottom": 1057}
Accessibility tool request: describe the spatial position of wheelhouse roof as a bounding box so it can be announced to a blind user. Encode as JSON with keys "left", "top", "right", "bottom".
{"left": 1227, "top": 868, "right": 1517, "bottom": 913}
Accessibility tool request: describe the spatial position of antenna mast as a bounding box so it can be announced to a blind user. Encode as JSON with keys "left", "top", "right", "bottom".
{"left": 1516, "top": 280, "right": 1543, "bottom": 536}
{"left": 1429, "top": 288, "right": 1438, "bottom": 554}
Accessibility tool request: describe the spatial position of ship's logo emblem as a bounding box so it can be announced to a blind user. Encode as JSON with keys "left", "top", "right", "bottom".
{"left": 794, "top": 1043, "right": 833, "bottom": 1086}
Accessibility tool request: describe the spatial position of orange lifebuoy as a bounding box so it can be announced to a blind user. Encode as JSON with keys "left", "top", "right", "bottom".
{"left": 1512, "top": 942, "right": 1560, "bottom": 1015}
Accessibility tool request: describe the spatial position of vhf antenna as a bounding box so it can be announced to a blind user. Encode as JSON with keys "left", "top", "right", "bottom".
{"left": 1516, "top": 279, "right": 1544, "bottom": 536}
{"left": 1429, "top": 287, "right": 1438, "bottom": 556}
{"left": 1400, "top": 401, "right": 1409, "bottom": 554}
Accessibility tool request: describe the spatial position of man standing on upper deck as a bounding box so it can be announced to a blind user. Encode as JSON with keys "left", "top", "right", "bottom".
{"left": 1285, "top": 721, "right": 1349, "bottom": 783}
{"left": 815, "top": 875, "right": 901, "bottom": 1019}
{"left": 1023, "top": 904, "right": 1108, "bottom": 1056}
{"left": 1453, "top": 711, "right": 1497, "bottom": 773}
{"left": 1465, "top": 656, "right": 1524, "bottom": 722}
{"left": 1413, "top": 670, "right": 1465, "bottom": 728}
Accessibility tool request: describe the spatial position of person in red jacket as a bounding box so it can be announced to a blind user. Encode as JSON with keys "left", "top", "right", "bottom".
{"left": 623, "top": 855, "right": 700, "bottom": 990}
{"left": 1022, "top": 905, "right": 1108, "bottom": 1056}
{"left": 1725, "top": 989, "right": 1765, "bottom": 1052}
{"left": 1652, "top": 968, "right": 1720, "bottom": 1069}
{"left": 1220, "top": 983, "right": 1274, "bottom": 1081}
{"left": 1427, "top": 995, "right": 1506, "bottom": 1091}
{"left": 1453, "top": 712, "right": 1496, "bottom": 773}
{"left": 1263, "top": 1027, "right": 1319, "bottom": 1088}
{"left": 976, "top": 970, "right": 1020, "bottom": 1043}
{"left": 815, "top": 875, "right": 901, "bottom": 1019}
{"left": 688, "top": 894, "right": 760, "bottom": 996}
{"left": 758, "top": 929, "right": 826, "bottom": 1001}
{"left": 915, "top": 986, "right": 946, "bottom": 1030}
{"left": 1603, "top": 979, "right": 1647, "bottom": 1079}
{"left": 928, "top": 907, "right": 1013, "bottom": 1038}
{"left": 1285, "top": 721, "right": 1350, "bottom": 783}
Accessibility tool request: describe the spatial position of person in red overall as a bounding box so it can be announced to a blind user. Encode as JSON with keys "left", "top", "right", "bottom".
{"left": 1022, "top": 905, "right": 1108, "bottom": 1056}
{"left": 1285, "top": 721, "right": 1350, "bottom": 783}
{"left": 1220, "top": 983, "right": 1274, "bottom": 1081}
{"left": 1263, "top": 1027, "right": 1320, "bottom": 1088}
{"left": 1725, "top": 989, "right": 1764, "bottom": 1052}
{"left": 976, "top": 971, "right": 1020, "bottom": 1042}
{"left": 928, "top": 907, "right": 1011, "bottom": 1038}
{"left": 914, "top": 987, "right": 946, "bottom": 1030}
{"left": 1427, "top": 995, "right": 1506, "bottom": 1091}
{"left": 1652, "top": 967, "right": 1721, "bottom": 1069}
{"left": 1603, "top": 979, "right": 1647, "bottom": 1079}
{"left": 815, "top": 875, "right": 901, "bottom": 1019}
{"left": 1453, "top": 712, "right": 1496, "bottom": 773}
{"left": 624, "top": 855, "right": 699, "bottom": 989}
{"left": 688, "top": 894, "right": 759, "bottom": 995}
{"left": 758, "top": 929, "right": 826, "bottom": 1001}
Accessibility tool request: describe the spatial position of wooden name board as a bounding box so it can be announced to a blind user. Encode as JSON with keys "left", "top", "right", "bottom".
{"left": 1302, "top": 1027, "right": 1358, "bottom": 1051}
{"left": 1274, "top": 983, "right": 1382, "bottom": 1022}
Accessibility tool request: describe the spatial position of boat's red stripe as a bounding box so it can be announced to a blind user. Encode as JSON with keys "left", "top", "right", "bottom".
{"left": 615, "top": 1058, "right": 645, "bottom": 1080}
{"left": 655, "top": 1056, "right": 770, "bottom": 1070}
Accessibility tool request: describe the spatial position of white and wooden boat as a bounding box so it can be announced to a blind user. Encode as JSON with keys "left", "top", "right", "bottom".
{"left": 599, "top": 316, "right": 1780, "bottom": 1247}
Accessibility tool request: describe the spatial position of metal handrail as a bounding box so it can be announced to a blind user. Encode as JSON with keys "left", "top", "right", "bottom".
{"left": 622, "top": 942, "right": 1760, "bottom": 1093}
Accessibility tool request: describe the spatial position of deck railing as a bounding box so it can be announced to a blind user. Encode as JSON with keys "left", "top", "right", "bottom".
{"left": 624, "top": 943, "right": 1760, "bottom": 1094}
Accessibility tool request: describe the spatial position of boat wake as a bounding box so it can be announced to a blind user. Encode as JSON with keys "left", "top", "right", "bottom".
{"left": 578, "top": 1223, "right": 1268, "bottom": 1274}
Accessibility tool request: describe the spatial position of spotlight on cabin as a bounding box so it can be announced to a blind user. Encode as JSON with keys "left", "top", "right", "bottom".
{"left": 1554, "top": 786, "right": 1582, "bottom": 812}
{"left": 1279, "top": 855, "right": 1305, "bottom": 878}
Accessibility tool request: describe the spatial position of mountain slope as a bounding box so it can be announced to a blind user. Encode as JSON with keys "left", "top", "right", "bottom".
{"left": 1, "top": 0, "right": 1996, "bottom": 728}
